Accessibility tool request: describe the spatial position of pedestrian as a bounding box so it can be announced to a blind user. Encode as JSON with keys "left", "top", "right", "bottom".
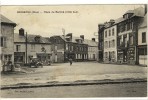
{"left": 7, "top": 59, "right": 13, "bottom": 71}
{"left": 69, "top": 58, "right": 73, "bottom": 66}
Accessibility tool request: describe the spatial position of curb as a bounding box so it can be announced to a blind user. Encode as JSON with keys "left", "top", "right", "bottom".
{"left": 1, "top": 78, "right": 147, "bottom": 90}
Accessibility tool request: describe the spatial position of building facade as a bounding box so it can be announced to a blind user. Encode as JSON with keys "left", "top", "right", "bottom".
{"left": 98, "top": 24, "right": 104, "bottom": 62}
{"left": 117, "top": 7, "right": 145, "bottom": 64}
{"left": 14, "top": 29, "right": 52, "bottom": 65}
{"left": 138, "top": 13, "right": 147, "bottom": 66}
{"left": 103, "top": 20, "right": 117, "bottom": 63}
{"left": 1, "top": 15, "right": 16, "bottom": 71}
{"left": 50, "top": 33, "right": 88, "bottom": 63}
{"left": 84, "top": 38, "right": 98, "bottom": 61}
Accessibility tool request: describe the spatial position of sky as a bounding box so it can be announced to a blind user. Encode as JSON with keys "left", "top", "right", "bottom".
{"left": 1, "top": 5, "right": 144, "bottom": 40}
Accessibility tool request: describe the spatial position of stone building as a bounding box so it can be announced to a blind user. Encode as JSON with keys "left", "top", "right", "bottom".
{"left": 1, "top": 15, "right": 16, "bottom": 71}
{"left": 50, "top": 33, "right": 88, "bottom": 63}
{"left": 84, "top": 38, "right": 98, "bottom": 61}
{"left": 103, "top": 19, "right": 117, "bottom": 63}
{"left": 117, "top": 7, "right": 145, "bottom": 64}
{"left": 14, "top": 28, "right": 52, "bottom": 65}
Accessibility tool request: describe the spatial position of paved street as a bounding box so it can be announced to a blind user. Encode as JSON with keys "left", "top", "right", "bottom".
{"left": 1, "top": 82, "right": 147, "bottom": 97}
{"left": 1, "top": 62, "right": 147, "bottom": 97}
{"left": 1, "top": 62, "right": 147, "bottom": 86}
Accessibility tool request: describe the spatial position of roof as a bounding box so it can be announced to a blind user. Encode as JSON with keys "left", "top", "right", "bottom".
{"left": 14, "top": 33, "right": 51, "bottom": 44}
{"left": 1, "top": 15, "right": 16, "bottom": 26}
{"left": 125, "top": 10, "right": 134, "bottom": 14}
{"left": 83, "top": 39, "right": 98, "bottom": 46}
{"left": 139, "top": 13, "right": 147, "bottom": 28}
{"left": 104, "top": 7, "right": 145, "bottom": 29}
{"left": 51, "top": 35, "right": 97, "bottom": 45}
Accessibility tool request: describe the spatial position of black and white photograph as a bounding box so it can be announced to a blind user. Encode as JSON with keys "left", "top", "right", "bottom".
{"left": 0, "top": 4, "right": 147, "bottom": 98}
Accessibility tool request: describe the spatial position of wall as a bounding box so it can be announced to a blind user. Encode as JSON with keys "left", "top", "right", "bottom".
{"left": 1, "top": 24, "right": 15, "bottom": 64}
{"left": 104, "top": 25, "right": 117, "bottom": 62}
{"left": 88, "top": 46, "right": 98, "bottom": 61}
{"left": 138, "top": 27, "right": 147, "bottom": 45}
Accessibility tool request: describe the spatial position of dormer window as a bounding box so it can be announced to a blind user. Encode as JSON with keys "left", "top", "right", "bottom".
{"left": 123, "top": 10, "right": 134, "bottom": 19}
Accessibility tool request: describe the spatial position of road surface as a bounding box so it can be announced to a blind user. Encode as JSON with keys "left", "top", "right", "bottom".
{"left": 1, "top": 82, "right": 147, "bottom": 98}
{"left": 1, "top": 62, "right": 147, "bottom": 86}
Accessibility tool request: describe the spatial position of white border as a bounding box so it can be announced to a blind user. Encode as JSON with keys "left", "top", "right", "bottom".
{"left": 1, "top": 0, "right": 147, "bottom": 100}
{"left": 1, "top": 0, "right": 148, "bottom": 5}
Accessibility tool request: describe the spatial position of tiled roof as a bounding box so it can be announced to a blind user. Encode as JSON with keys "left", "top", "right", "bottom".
{"left": 83, "top": 39, "right": 98, "bottom": 46}
{"left": 14, "top": 33, "right": 50, "bottom": 44}
{"left": 1, "top": 15, "right": 16, "bottom": 26}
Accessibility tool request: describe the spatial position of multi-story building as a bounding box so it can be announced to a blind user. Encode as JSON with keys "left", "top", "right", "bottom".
{"left": 1, "top": 15, "right": 16, "bottom": 71}
{"left": 14, "top": 28, "right": 52, "bottom": 65}
{"left": 98, "top": 24, "right": 105, "bottom": 62}
{"left": 103, "top": 19, "right": 117, "bottom": 63}
{"left": 117, "top": 7, "right": 145, "bottom": 64}
{"left": 138, "top": 13, "right": 147, "bottom": 66}
{"left": 50, "top": 33, "right": 88, "bottom": 63}
{"left": 84, "top": 38, "right": 98, "bottom": 61}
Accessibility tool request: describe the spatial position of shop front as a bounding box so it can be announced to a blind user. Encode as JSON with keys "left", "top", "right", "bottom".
{"left": 138, "top": 45, "right": 147, "bottom": 66}
{"left": 14, "top": 52, "right": 25, "bottom": 65}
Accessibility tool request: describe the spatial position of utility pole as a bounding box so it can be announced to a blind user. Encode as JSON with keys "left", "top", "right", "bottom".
{"left": 62, "top": 28, "right": 66, "bottom": 62}
{"left": 25, "top": 32, "right": 28, "bottom": 64}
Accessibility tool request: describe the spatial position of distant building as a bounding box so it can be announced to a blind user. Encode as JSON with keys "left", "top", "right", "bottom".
{"left": 138, "top": 13, "right": 147, "bottom": 66}
{"left": 117, "top": 7, "right": 145, "bottom": 64}
{"left": 1, "top": 15, "right": 16, "bottom": 71}
{"left": 49, "top": 35, "right": 66, "bottom": 63}
{"left": 84, "top": 38, "right": 98, "bottom": 61}
{"left": 14, "top": 29, "right": 52, "bottom": 65}
{"left": 98, "top": 24, "right": 105, "bottom": 62}
{"left": 103, "top": 19, "right": 117, "bottom": 63}
{"left": 50, "top": 33, "right": 88, "bottom": 63}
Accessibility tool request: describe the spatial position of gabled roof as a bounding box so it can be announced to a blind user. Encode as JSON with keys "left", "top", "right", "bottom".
{"left": 1, "top": 15, "right": 16, "bottom": 26}
{"left": 14, "top": 33, "right": 51, "bottom": 44}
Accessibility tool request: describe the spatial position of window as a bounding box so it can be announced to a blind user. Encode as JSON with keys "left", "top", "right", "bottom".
{"left": 112, "top": 40, "right": 115, "bottom": 47}
{"left": 1, "top": 37, "right": 6, "bottom": 47}
{"left": 127, "top": 22, "right": 130, "bottom": 30}
{"left": 109, "top": 30, "right": 111, "bottom": 36}
{"left": 119, "top": 36, "right": 122, "bottom": 46}
{"left": 142, "top": 32, "right": 146, "bottom": 43}
{"left": 129, "top": 35, "right": 133, "bottom": 45}
{"left": 112, "top": 28, "right": 114, "bottom": 36}
{"left": 105, "top": 31, "right": 107, "bottom": 38}
{"left": 31, "top": 44, "right": 35, "bottom": 51}
{"left": 16, "top": 45, "right": 21, "bottom": 52}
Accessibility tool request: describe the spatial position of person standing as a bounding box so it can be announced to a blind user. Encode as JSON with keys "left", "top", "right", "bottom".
{"left": 69, "top": 58, "right": 73, "bottom": 66}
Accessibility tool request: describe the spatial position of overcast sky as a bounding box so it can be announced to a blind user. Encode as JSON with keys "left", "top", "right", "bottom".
{"left": 1, "top": 5, "right": 144, "bottom": 40}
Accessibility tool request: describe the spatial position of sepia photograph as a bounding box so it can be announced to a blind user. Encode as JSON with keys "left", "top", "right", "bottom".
{"left": 0, "top": 4, "right": 147, "bottom": 98}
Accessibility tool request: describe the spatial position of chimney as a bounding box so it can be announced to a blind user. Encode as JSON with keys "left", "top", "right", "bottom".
{"left": 19, "top": 28, "right": 25, "bottom": 36}
{"left": 66, "top": 33, "right": 72, "bottom": 39}
{"left": 80, "top": 35, "right": 84, "bottom": 40}
{"left": 92, "top": 38, "right": 95, "bottom": 42}
{"left": 109, "top": 19, "right": 115, "bottom": 25}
